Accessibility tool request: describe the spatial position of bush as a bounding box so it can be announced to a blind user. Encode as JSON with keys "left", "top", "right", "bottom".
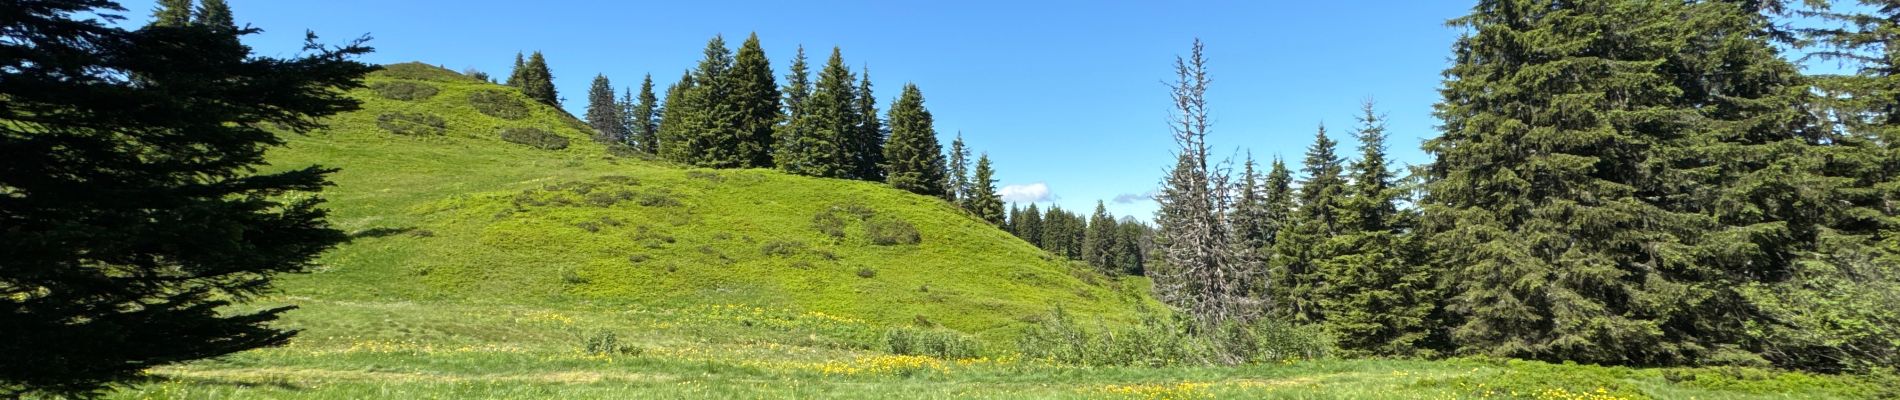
{"left": 866, "top": 217, "right": 921, "bottom": 245}
{"left": 374, "top": 62, "right": 474, "bottom": 82}
{"left": 581, "top": 330, "right": 640, "bottom": 356}
{"left": 760, "top": 239, "right": 809, "bottom": 257}
{"left": 813, "top": 211, "right": 847, "bottom": 240}
{"left": 1015, "top": 306, "right": 1332, "bottom": 367}
{"left": 369, "top": 81, "right": 439, "bottom": 101}
{"left": 375, "top": 112, "right": 446, "bottom": 136}
{"left": 469, "top": 90, "right": 530, "bottom": 120}
{"left": 884, "top": 327, "right": 982, "bottom": 359}
{"left": 856, "top": 267, "right": 877, "bottom": 278}
{"left": 500, "top": 127, "right": 568, "bottom": 150}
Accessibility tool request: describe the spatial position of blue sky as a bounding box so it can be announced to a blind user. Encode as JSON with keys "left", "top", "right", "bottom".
{"left": 116, "top": 0, "right": 1475, "bottom": 219}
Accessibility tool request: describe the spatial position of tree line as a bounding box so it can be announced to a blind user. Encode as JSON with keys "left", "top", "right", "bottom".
{"left": 1151, "top": 0, "right": 1900, "bottom": 373}
{"left": 509, "top": 35, "right": 1008, "bottom": 222}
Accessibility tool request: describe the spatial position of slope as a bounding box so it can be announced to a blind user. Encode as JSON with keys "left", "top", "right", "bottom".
{"left": 263, "top": 63, "right": 1154, "bottom": 337}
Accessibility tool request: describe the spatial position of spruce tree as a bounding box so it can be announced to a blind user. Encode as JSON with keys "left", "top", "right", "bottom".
{"left": 1316, "top": 101, "right": 1433, "bottom": 356}
{"left": 1269, "top": 124, "right": 1345, "bottom": 322}
{"left": 1423, "top": 0, "right": 1714, "bottom": 365}
{"left": 1041, "top": 206, "right": 1071, "bottom": 257}
{"left": 631, "top": 74, "right": 659, "bottom": 153}
{"left": 195, "top": 0, "right": 234, "bottom": 30}
{"left": 1116, "top": 218, "right": 1150, "bottom": 276}
{"left": 1019, "top": 203, "right": 1044, "bottom": 245}
{"left": 1262, "top": 157, "right": 1294, "bottom": 246}
{"left": 1152, "top": 39, "right": 1255, "bottom": 328}
{"left": 883, "top": 83, "right": 948, "bottom": 197}
{"left": 729, "top": 33, "right": 781, "bottom": 168}
{"left": 506, "top": 52, "right": 524, "bottom": 88}
{"left": 947, "top": 132, "right": 971, "bottom": 205}
{"left": 968, "top": 154, "right": 1005, "bottom": 225}
{"left": 850, "top": 69, "right": 887, "bottom": 181}
{"left": 775, "top": 45, "right": 822, "bottom": 173}
{"left": 1084, "top": 201, "right": 1120, "bottom": 272}
{"left": 519, "top": 51, "right": 558, "bottom": 106}
{"left": 662, "top": 36, "right": 735, "bottom": 166}
{"left": 152, "top": 0, "right": 193, "bottom": 27}
{"left": 584, "top": 74, "right": 621, "bottom": 143}
{"left": 1, "top": 2, "right": 373, "bottom": 393}
{"left": 656, "top": 71, "right": 695, "bottom": 157}
{"left": 785, "top": 47, "right": 857, "bottom": 178}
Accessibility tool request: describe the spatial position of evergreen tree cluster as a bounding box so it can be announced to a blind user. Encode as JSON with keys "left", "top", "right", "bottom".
{"left": 1146, "top": 2, "right": 1900, "bottom": 371}
{"left": 1004, "top": 202, "right": 1154, "bottom": 276}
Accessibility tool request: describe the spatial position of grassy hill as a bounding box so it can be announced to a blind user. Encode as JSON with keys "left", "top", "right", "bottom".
{"left": 262, "top": 63, "right": 1155, "bottom": 336}
{"left": 97, "top": 63, "right": 1895, "bottom": 399}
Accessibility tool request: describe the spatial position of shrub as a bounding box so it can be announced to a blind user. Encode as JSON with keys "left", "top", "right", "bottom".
{"left": 469, "top": 90, "right": 530, "bottom": 120}
{"left": 813, "top": 211, "right": 847, "bottom": 240}
{"left": 1015, "top": 306, "right": 1334, "bottom": 367}
{"left": 884, "top": 327, "right": 981, "bottom": 359}
{"left": 500, "top": 127, "right": 568, "bottom": 150}
{"left": 760, "top": 239, "right": 808, "bottom": 257}
{"left": 374, "top": 62, "right": 473, "bottom": 82}
{"left": 369, "top": 81, "right": 439, "bottom": 101}
{"left": 559, "top": 267, "right": 589, "bottom": 284}
{"left": 375, "top": 112, "right": 446, "bottom": 136}
{"left": 866, "top": 217, "right": 921, "bottom": 245}
{"left": 581, "top": 330, "right": 639, "bottom": 356}
{"left": 856, "top": 267, "right": 877, "bottom": 278}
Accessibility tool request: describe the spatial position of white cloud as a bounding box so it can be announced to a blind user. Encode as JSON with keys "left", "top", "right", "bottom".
{"left": 1113, "top": 190, "right": 1159, "bottom": 204}
{"left": 998, "top": 182, "right": 1054, "bottom": 203}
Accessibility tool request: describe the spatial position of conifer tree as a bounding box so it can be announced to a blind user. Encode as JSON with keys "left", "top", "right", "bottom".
{"left": 506, "top": 52, "right": 524, "bottom": 88}
{"left": 1084, "top": 201, "right": 1120, "bottom": 272}
{"left": 775, "top": 45, "right": 823, "bottom": 173}
{"left": 152, "top": 0, "right": 193, "bottom": 27}
{"left": 1, "top": 2, "right": 373, "bottom": 393}
{"left": 1116, "top": 218, "right": 1150, "bottom": 275}
{"left": 850, "top": 69, "right": 887, "bottom": 181}
{"left": 518, "top": 51, "right": 558, "bottom": 106}
{"left": 1316, "top": 101, "right": 1433, "bottom": 356}
{"left": 1019, "top": 203, "right": 1044, "bottom": 245}
{"left": 1005, "top": 203, "right": 1021, "bottom": 234}
{"left": 968, "top": 154, "right": 1005, "bottom": 225}
{"left": 1423, "top": 0, "right": 1713, "bottom": 365}
{"left": 195, "top": 0, "right": 234, "bottom": 30}
{"left": 630, "top": 74, "right": 659, "bottom": 153}
{"left": 1152, "top": 39, "right": 1255, "bottom": 328}
{"left": 662, "top": 36, "right": 735, "bottom": 166}
{"left": 1041, "top": 206, "right": 1071, "bottom": 258}
{"left": 656, "top": 71, "right": 695, "bottom": 156}
{"left": 584, "top": 74, "right": 621, "bottom": 143}
{"left": 883, "top": 83, "right": 948, "bottom": 196}
{"left": 729, "top": 33, "right": 781, "bottom": 168}
{"left": 1269, "top": 124, "right": 1345, "bottom": 322}
{"left": 785, "top": 47, "right": 857, "bottom": 178}
{"left": 947, "top": 132, "right": 971, "bottom": 205}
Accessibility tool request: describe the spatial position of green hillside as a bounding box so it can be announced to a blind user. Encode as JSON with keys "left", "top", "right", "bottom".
{"left": 93, "top": 63, "right": 1890, "bottom": 399}
{"left": 266, "top": 62, "right": 1153, "bottom": 337}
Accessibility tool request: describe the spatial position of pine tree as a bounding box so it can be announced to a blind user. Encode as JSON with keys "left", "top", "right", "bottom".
{"left": 1084, "top": 201, "right": 1120, "bottom": 272}
{"left": 883, "top": 83, "right": 948, "bottom": 197}
{"left": 1315, "top": 101, "right": 1433, "bottom": 356}
{"left": 0, "top": 2, "right": 373, "bottom": 393}
{"left": 631, "top": 74, "right": 659, "bottom": 153}
{"left": 775, "top": 45, "right": 822, "bottom": 173}
{"left": 968, "top": 154, "right": 1005, "bottom": 225}
{"left": 849, "top": 68, "right": 887, "bottom": 181}
{"left": 518, "top": 51, "right": 558, "bottom": 106}
{"left": 1423, "top": 0, "right": 1712, "bottom": 365}
{"left": 729, "top": 33, "right": 781, "bottom": 168}
{"left": 947, "top": 132, "right": 971, "bottom": 205}
{"left": 1269, "top": 124, "right": 1345, "bottom": 322}
{"left": 584, "top": 74, "right": 621, "bottom": 143}
{"left": 152, "top": 0, "right": 193, "bottom": 27}
{"left": 194, "top": 0, "right": 234, "bottom": 30}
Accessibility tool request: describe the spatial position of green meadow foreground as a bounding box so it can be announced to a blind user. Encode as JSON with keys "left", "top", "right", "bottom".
{"left": 101, "top": 65, "right": 1894, "bottom": 399}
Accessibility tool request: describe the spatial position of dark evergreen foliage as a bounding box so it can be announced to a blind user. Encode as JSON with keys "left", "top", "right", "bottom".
{"left": 968, "top": 154, "right": 1005, "bottom": 225}
{"left": 0, "top": 1, "right": 372, "bottom": 394}
{"left": 883, "top": 83, "right": 947, "bottom": 197}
